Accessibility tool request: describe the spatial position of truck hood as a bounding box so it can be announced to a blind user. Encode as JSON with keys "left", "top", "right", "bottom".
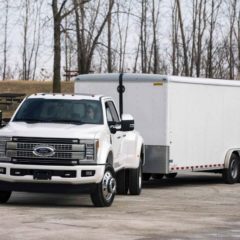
{"left": 0, "top": 122, "right": 104, "bottom": 139}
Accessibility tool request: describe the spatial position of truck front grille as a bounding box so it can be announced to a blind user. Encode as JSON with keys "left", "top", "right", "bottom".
{"left": 12, "top": 137, "right": 79, "bottom": 144}
{"left": 7, "top": 137, "right": 85, "bottom": 166}
{"left": 17, "top": 143, "right": 73, "bottom": 152}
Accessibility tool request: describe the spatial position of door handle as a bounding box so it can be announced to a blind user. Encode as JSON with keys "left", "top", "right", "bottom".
{"left": 117, "top": 136, "right": 122, "bottom": 139}
{"left": 123, "top": 134, "right": 126, "bottom": 137}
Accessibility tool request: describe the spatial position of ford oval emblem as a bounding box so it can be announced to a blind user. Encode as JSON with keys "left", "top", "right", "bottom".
{"left": 33, "top": 145, "right": 55, "bottom": 157}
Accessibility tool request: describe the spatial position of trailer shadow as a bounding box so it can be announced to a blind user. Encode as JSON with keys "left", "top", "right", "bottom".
{"left": 142, "top": 173, "right": 226, "bottom": 189}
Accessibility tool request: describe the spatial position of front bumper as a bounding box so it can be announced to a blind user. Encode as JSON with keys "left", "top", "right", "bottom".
{"left": 0, "top": 180, "right": 96, "bottom": 193}
{"left": 0, "top": 163, "right": 105, "bottom": 189}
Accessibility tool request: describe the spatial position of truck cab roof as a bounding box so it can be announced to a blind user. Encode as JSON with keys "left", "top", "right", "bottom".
{"left": 27, "top": 93, "right": 108, "bottom": 101}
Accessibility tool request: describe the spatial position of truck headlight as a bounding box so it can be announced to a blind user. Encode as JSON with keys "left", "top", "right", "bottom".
{"left": 0, "top": 136, "right": 12, "bottom": 162}
{"left": 80, "top": 139, "right": 99, "bottom": 163}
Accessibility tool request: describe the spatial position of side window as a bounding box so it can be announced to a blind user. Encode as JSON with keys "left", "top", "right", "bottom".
{"left": 105, "top": 101, "right": 120, "bottom": 123}
{"left": 106, "top": 107, "right": 113, "bottom": 122}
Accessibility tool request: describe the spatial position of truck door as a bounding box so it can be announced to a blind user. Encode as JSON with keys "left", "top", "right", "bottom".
{"left": 105, "top": 101, "right": 123, "bottom": 168}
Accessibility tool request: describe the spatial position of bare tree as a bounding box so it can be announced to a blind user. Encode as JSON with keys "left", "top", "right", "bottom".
{"left": 238, "top": 9, "right": 240, "bottom": 79}
{"left": 171, "top": 0, "right": 179, "bottom": 75}
{"left": 229, "top": 0, "right": 237, "bottom": 79}
{"left": 74, "top": 0, "right": 114, "bottom": 74}
{"left": 140, "top": 0, "right": 148, "bottom": 73}
{"left": 195, "top": 0, "right": 207, "bottom": 77}
{"left": 2, "top": 0, "right": 9, "bottom": 80}
{"left": 22, "top": 0, "right": 30, "bottom": 80}
{"left": 107, "top": 0, "right": 114, "bottom": 72}
{"left": 205, "top": 0, "right": 222, "bottom": 78}
{"left": 176, "top": 0, "right": 189, "bottom": 76}
{"left": 151, "top": 0, "right": 160, "bottom": 73}
{"left": 52, "top": 0, "right": 74, "bottom": 92}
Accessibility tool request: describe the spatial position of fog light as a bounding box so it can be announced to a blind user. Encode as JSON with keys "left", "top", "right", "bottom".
{"left": 0, "top": 167, "right": 6, "bottom": 174}
{"left": 81, "top": 170, "right": 95, "bottom": 177}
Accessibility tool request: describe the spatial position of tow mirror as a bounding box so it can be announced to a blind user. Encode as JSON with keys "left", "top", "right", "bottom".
{"left": 109, "top": 123, "right": 121, "bottom": 134}
{"left": 121, "top": 114, "right": 134, "bottom": 131}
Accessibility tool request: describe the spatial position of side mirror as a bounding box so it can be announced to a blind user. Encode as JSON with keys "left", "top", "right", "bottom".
{"left": 121, "top": 114, "right": 134, "bottom": 131}
{"left": 109, "top": 123, "right": 121, "bottom": 134}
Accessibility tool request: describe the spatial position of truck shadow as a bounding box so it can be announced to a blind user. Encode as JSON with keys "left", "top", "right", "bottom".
{"left": 143, "top": 173, "right": 226, "bottom": 189}
{"left": 6, "top": 193, "right": 94, "bottom": 208}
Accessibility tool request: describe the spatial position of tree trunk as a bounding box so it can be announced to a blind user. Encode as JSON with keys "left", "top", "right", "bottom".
{"left": 107, "top": 0, "right": 113, "bottom": 73}
{"left": 52, "top": 0, "right": 62, "bottom": 93}
{"left": 229, "top": 0, "right": 237, "bottom": 80}
{"left": 238, "top": 10, "right": 240, "bottom": 79}
{"left": 3, "top": 0, "right": 9, "bottom": 81}
{"left": 176, "top": 0, "right": 189, "bottom": 76}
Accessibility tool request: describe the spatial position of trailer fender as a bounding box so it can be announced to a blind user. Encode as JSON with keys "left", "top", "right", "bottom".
{"left": 224, "top": 149, "right": 240, "bottom": 168}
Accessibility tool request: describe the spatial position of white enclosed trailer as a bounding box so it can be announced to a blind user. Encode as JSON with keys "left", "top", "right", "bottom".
{"left": 75, "top": 73, "right": 240, "bottom": 184}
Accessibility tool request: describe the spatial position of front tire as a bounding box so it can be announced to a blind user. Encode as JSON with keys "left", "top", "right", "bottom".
{"left": 129, "top": 162, "right": 142, "bottom": 195}
{"left": 223, "top": 153, "right": 240, "bottom": 184}
{"left": 91, "top": 165, "right": 116, "bottom": 207}
{"left": 0, "top": 191, "right": 11, "bottom": 203}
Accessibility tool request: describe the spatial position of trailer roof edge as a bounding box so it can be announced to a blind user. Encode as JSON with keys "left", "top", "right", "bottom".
{"left": 75, "top": 73, "right": 240, "bottom": 87}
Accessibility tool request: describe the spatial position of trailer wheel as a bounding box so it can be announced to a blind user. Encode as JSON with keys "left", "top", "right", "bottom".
{"left": 142, "top": 173, "right": 151, "bottom": 181}
{"left": 129, "top": 162, "right": 142, "bottom": 195}
{"left": 165, "top": 173, "right": 177, "bottom": 179}
{"left": 116, "top": 169, "right": 129, "bottom": 195}
{"left": 0, "top": 191, "right": 11, "bottom": 203}
{"left": 152, "top": 174, "right": 164, "bottom": 180}
{"left": 90, "top": 165, "right": 116, "bottom": 207}
{"left": 223, "top": 153, "right": 240, "bottom": 184}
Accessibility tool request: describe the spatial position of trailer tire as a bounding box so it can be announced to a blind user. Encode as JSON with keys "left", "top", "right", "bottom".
{"left": 0, "top": 191, "right": 11, "bottom": 203}
{"left": 223, "top": 153, "right": 240, "bottom": 184}
{"left": 129, "top": 162, "right": 142, "bottom": 195}
{"left": 165, "top": 173, "right": 177, "bottom": 179}
{"left": 116, "top": 169, "right": 129, "bottom": 195}
{"left": 142, "top": 173, "right": 151, "bottom": 181}
{"left": 152, "top": 174, "right": 164, "bottom": 180}
{"left": 90, "top": 165, "right": 116, "bottom": 207}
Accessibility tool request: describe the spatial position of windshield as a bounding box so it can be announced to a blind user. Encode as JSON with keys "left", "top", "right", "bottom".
{"left": 13, "top": 98, "right": 103, "bottom": 125}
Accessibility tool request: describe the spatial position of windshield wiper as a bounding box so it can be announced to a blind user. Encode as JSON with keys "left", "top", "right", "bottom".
{"left": 48, "top": 119, "right": 84, "bottom": 125}
{"left": 13, "top": 119, "right": 43, "bottom": 123}
{"left": 14, "top": 118, "right": 84, "bottom": 125}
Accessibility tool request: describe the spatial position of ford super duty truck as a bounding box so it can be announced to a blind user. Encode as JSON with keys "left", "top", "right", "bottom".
{"left": 0, "top": 93, "right": 144, "bottom": 207}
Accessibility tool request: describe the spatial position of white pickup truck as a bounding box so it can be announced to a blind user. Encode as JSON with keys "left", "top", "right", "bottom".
{"left": 0, "top": 93, "right": 144, "bottom": 207}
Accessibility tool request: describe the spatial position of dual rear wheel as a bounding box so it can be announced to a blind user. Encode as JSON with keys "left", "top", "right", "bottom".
{"left": 223, "top": 153, "right": 240, "bottom": 184}
{"left": 116, "top": 162, "right": 142, "bottom": 196}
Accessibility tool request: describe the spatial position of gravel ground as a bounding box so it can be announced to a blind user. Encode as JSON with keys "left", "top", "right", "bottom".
{"left": 0, "top": 172, "right": 240, "bottom": 240}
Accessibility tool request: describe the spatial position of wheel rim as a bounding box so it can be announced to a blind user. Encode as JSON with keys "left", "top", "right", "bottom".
{"left": 230, "top": 159, "right": 238, "bottom": 179}
{"left": 102, "top": 171, "right": 116, "bottom": 202}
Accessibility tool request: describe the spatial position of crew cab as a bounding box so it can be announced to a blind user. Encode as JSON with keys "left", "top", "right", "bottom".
{"left": 0, "top": 93, "right": 144, "bottom": 207}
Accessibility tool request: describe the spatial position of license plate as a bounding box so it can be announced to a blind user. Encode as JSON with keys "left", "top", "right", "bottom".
{"left": 33, "top": 170, "right": 52, "bottom": 180}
